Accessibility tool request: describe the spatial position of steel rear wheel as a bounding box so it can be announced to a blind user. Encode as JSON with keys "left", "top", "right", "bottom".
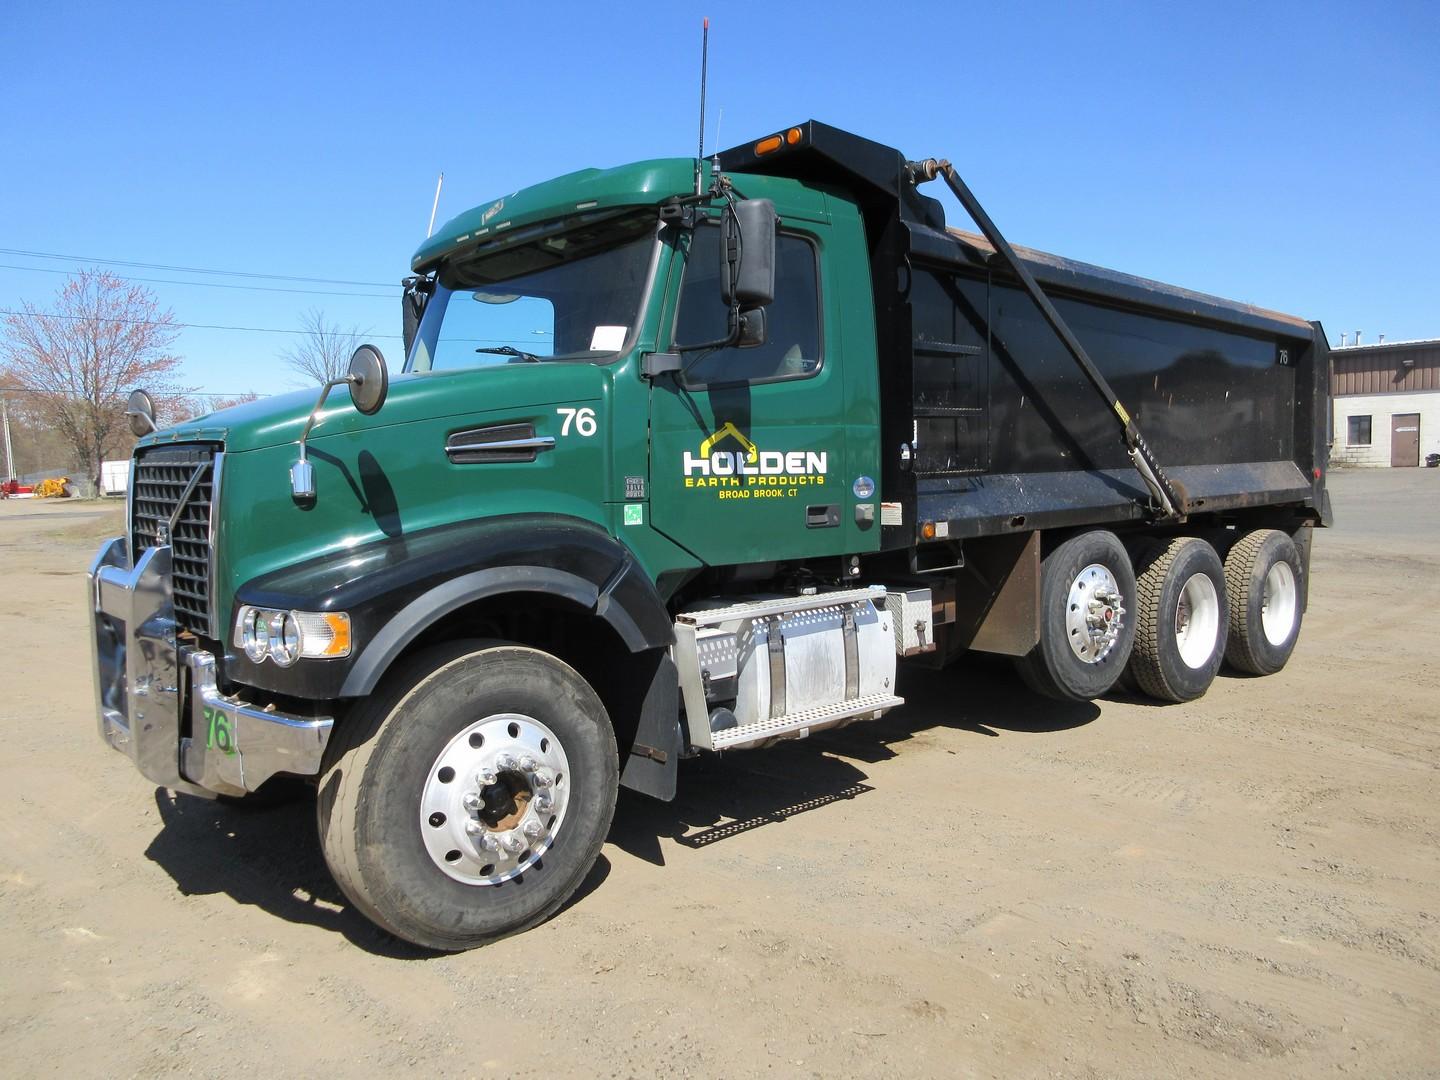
{"left": 1224, "top": 529, "right": 1304, "bottom": 675}
{"left": 317, "top": 641, "right": 617, "bottom": 952}
{"left": 1125, "top": 537, "right": 1228, "bottom": 702}
{"left": 1016, "top": 530, "right": 1137, "bottom": 702}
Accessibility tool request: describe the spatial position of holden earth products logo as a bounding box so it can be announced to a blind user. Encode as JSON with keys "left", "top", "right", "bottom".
{"left": 682, "top": 421, "right": 827, "bottom": 501}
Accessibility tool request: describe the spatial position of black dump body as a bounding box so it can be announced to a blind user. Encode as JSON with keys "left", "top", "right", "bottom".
{"left": 718, "top": 122, "right": 1331, "bottom": 549}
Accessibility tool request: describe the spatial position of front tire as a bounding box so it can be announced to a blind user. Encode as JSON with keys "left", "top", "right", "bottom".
{"left": 1223, "top": 529, "right": 1304, "bottom": 675}
{"left": 1015, "top": 530, "right": 1137, "bottom": 701}
{"left": 317, "top": 641, "right": 618, "bottom": 951}
{"left": 1126, "top": 537, "right": 1228, "bottom": 702}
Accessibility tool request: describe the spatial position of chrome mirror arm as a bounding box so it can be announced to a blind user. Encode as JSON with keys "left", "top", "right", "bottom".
{"left": 291, "top": 374, "right": 356, "bottom": 501}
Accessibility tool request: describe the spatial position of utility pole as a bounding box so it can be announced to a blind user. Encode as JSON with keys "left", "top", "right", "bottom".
{"left": 1, "top": 397, "right": 15, "bottom": 483}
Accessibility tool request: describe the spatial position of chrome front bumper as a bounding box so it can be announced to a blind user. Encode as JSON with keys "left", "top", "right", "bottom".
{"left": 88, "top": 536, "right": 333, "bottom": 798}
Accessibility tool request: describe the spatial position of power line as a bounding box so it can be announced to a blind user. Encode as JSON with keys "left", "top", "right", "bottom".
{"left": 0, "top": 247, "right": 396, "bottom": 289}
{"left": 1, "top": 385, "right": 267, "bottom": 398}
{"left": 0, "top": 308, "right": 401, "bottom": 339}
{"left": 0, "top": 261, "right": 395, "bottom": 299}
{"left": 0, "top": 308, "right": 544, "bottom": 347}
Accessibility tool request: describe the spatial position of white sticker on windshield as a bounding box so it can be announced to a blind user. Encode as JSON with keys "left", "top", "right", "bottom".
{"left": 590, "top": 325, "right": 627, "bottom": 351}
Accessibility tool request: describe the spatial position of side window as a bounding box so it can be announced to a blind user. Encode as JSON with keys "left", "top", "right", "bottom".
{"left": 674, "top": 224, "right": 821, "bottom": 386}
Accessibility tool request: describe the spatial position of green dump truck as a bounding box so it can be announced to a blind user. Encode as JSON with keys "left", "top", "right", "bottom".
{"left": 90, "top": 121, "right": 1331, "bottom": 950}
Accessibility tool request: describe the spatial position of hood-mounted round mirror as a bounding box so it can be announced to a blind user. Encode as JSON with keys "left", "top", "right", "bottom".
{"left": 347, "top": 344, "right": 389, "bottom": 415}
{"left": 126, "top": 389, "right": 158, "bottom": 437}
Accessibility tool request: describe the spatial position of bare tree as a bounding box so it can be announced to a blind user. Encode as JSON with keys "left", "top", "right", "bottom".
{"left": 281, "top": 308, "right": 366, "bottom": 385}
{"left": 175, "top": 391, "right": 262, "bottom": 423}
{"left": 1, "top": 269, "right": 188, "bottom": 487}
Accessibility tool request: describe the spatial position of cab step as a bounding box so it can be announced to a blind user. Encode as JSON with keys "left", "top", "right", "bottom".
{"left": 709, "top": 692, "right": 905, "bottom": 750}
{"left": 675, "top": 585, "right": 889, "bottom": 628}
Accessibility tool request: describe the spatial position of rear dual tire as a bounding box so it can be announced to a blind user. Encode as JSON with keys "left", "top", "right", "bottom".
{"left": 1016, "top": 530, "right": 1137, "bottom": 702}
{"left": 1223, "top": 529, "right": 1303, "bottom": 675}
{"left": 1125, "top": 537, "right": 1228, "bottom": 702}
{"left": 1018, "top": 527, "right": 1303, "bottom": 704}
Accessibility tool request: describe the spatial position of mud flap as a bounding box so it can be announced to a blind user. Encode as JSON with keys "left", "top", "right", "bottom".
{"left": 1291, "top": 522, "right": 1314, "bottom": 613}
{"left": 619, "top": 652, "right": 681, "bottom": 801}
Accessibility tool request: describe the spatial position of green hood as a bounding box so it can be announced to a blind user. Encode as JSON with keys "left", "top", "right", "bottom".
{"left": 140, "top": 362, "right": 610, "bottom": 455}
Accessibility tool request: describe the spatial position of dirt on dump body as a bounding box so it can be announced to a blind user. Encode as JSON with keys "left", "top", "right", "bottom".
{"left": 1, "top": 470, "right": 1437, "bottom": 1078}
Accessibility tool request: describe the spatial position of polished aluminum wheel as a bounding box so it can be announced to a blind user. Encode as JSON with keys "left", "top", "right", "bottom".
{"left": 1065, "top": 563, "right": 1126, "bottom": 663}
{"left": 1173, "top": 571, "right": 1221, "bottom": 669}
{"left": 420, "top": 712, "right": 570, "bottom": 885}
{"left": 1260, "top": 561, "right": 1298, "bottom": 647}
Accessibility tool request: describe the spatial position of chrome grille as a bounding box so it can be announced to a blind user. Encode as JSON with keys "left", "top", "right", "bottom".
{"left": 131, "top": 445, "right": 218, "bottom": 635}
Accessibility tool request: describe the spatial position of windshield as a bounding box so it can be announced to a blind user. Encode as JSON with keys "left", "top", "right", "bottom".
{"left": 406, "top": 212, "right": 657, "bottom": 372}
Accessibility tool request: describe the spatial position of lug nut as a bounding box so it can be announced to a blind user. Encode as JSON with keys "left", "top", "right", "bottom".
{"left": 534, "top": 794, "right": 555, "bottom": 814}
{"left": 462, "top": 791, "right": 482, "bottom": 812}
{"left": 523, "top": 820, "right": 544, "bottom": 840}
{"left": 502, "top": 833, "right": 524, "bottom": 853}
{"left": 519, "top": 755, "right": 538, "bottom": 772}
{"left": 464, "top": 820, "right": 483, "bottom": 837}
{"left": 478, "top": 769, "right": 498, "bottom": 786}
{"left": 496, "top": 753, "right": 519, "bottom": 771}
{"left": 531, "top": 771, "right": 553, "bottom": 789}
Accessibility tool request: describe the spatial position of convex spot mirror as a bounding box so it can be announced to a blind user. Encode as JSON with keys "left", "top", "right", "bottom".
{"left": 348, "top": 344, "right": 389, "bottom": 415}
{"left": 736, "top": 308, "right": 766, "bottom": 349}
{"left": 126, "top": 388, "right": 158, "bottom": 437}
{"left": 720, "top": 198, "right": 777, "bottom": 309}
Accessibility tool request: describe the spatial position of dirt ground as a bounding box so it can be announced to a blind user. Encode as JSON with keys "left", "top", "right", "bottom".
{"left": 1, "top": 470, "right": 1437, "bottom": 1078}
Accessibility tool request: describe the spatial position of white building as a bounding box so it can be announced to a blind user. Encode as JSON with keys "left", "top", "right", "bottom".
{"left": 1330, "top": 337, "right": 1440, "bottom": 467}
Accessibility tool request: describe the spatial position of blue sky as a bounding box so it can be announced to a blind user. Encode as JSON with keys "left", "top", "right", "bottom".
{"left": 3, "top": 0, "right": 1435, "bottom": 396}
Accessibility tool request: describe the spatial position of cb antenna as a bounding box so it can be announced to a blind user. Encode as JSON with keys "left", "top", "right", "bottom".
{"left": 695, "top": 17, "right": 709, "bottom": 195}
{"left": 426, "top": 172, "right": 445, "bottom": 238}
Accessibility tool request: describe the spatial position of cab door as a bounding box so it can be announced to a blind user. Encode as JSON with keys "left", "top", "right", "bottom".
{"left": 648, "top": 219, "right": 858, "bottom": 566}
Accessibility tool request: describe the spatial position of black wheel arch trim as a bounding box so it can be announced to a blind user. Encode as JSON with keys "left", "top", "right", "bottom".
{"left": 224, "top": 514, "right": 673, "bottom": 700}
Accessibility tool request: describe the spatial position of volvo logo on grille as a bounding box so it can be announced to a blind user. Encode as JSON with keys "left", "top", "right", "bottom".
{"left": 155, "top": 521, "right": 170, "bottom": 546}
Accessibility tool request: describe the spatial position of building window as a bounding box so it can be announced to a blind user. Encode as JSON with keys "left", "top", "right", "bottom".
{"left": 1347, "top": 415, "right": 1372, "bottom": 446}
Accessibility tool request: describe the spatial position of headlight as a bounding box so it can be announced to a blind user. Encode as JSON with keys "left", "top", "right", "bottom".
{"left": 233, "top": 606, "right": 352, "bottom": 664}
{"left": 268, "top": 611, "right": 301, "bottom": 667}
{"left": 241, "top": 607, "right": 269, "bottom": 662}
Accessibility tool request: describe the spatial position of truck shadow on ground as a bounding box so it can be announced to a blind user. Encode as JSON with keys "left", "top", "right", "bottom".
{"left": 143, "top": 788, "right": 613, "bottom": 959}
{"left": 141, "top": 657, "right": 1094, "bottom": 954}
{"left": 608, "top": 656, "right": 1099, "bottom": 867}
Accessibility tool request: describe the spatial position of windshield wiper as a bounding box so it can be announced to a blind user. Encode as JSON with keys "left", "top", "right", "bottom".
{"left": 474, "top": 345, "right": 543, "bottom": 363}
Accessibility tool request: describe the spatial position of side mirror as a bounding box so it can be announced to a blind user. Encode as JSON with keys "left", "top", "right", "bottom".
{"left": 126, "top": 389, "right": 158, "bottom": 437}
{"left": 401, "top": 275, "right": 434, "bottom": 358}
{"left": 291, "top": 345, "right": 390, "bottom": 502}
{"left": 347, "top": 344, "right": 389, "bottom": 415}
{"left": 720, "top": 198, "right": 776, "bottom": 308}
{"left": 736, "top": 308, "right": 766, "bottom": 349}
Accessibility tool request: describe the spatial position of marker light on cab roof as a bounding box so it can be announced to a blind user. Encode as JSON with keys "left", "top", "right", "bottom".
{"left": 755, "top": 126, "right": 805, "bottom": 156}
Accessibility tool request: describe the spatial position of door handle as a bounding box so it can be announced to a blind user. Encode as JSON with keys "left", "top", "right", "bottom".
{"left": 806, "top": 504, "right": 840, "bottom": 529}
